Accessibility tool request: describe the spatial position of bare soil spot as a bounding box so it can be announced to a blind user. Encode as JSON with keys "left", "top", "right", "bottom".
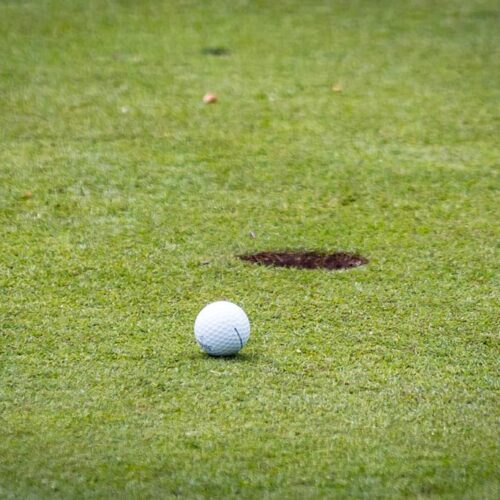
{"left": 239, "top": 251, "right": 368, "bottom": 270}
{"left": 202, "top": 47, "right": 230, "bottom": 56}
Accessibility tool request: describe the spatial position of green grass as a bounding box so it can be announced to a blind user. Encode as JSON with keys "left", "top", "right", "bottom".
{"left": 1, "top": 0, "right": 499, "bottom": 497}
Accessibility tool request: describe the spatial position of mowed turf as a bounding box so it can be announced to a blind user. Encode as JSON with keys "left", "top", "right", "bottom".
{"left": 1, "top": 0, "right": 499, "bottom": 497}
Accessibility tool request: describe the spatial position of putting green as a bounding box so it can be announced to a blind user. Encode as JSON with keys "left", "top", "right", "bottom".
{"left": 1, "top": 0, "right": 498, "bottom": 497}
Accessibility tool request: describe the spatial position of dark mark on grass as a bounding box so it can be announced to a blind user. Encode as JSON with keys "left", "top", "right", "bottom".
{"left": 239, "top": 251, "right": 368, "bottom": 270}
{"left": 201, "top": 47, "right": 230, "bottom": 56}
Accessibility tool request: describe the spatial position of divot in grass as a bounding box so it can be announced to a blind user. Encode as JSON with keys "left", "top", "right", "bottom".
{"left": 239, "top": 251, "right": 368, "bottom": 270}
{"left": 201, "top": 47, "right": 230, "bottom": 56}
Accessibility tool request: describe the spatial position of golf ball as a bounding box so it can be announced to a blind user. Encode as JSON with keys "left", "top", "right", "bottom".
{"left": 194, "top": 301, "right": 250, "bottom": 356}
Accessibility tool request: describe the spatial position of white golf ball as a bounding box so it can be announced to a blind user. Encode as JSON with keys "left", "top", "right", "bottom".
{"left": 194, "top": 301, "right": 250, "bottom": 356}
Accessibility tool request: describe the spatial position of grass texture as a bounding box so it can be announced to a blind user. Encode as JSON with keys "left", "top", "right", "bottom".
{"left": 1, "top": 0, "right": 499, "bottom": 497}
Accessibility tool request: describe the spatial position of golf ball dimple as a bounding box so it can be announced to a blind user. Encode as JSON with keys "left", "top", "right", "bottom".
{"left": 194, "top": 301, "right": 250, "bottom": 356}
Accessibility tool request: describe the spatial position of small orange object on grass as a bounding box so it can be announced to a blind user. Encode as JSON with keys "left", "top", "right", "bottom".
{"left": 203, "top": 93, "right": 217, "bottom": 104}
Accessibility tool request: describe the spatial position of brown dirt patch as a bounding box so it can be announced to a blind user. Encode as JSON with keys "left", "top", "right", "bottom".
{"left": 239, "top": 251, "right": 368, "bottom": 270}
